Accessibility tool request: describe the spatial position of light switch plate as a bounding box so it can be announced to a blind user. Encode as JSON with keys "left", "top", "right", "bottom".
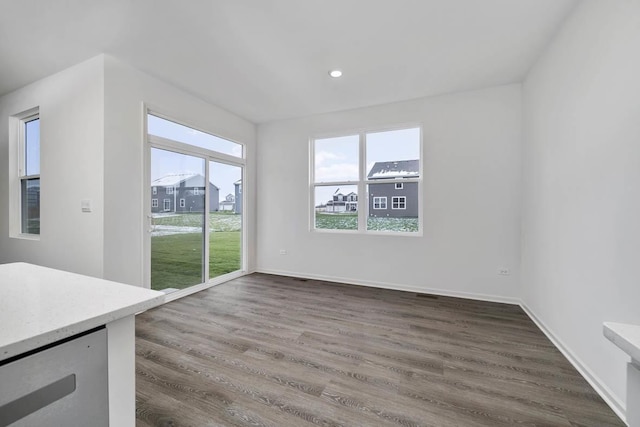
{"left": 81, "top": 199, "right": 92, "bottom": 213}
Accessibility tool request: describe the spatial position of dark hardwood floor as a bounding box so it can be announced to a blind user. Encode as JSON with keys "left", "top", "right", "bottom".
{"left": 135, "top": 273, "right": 623, "bottom": 427}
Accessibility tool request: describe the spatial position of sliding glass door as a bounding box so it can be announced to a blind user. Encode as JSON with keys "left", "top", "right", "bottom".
{"left": 147, "top": 112, "right": 245, "bottom": 293}
{"left": 209, "top": 161, "right": 242, "bottom": 280}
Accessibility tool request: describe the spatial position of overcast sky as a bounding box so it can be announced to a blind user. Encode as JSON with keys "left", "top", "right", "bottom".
{"left": 148, "top": 115, "right": 419, "bottom": 207}
{"left": 148, "top": 115, "right": 242, "bottom": 201}
{"left": 314, "top": 127, "right": 420, "bottom": 205}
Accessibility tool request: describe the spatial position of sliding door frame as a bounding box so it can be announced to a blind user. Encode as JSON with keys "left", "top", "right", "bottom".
{"left": 142, "top": 105, "right": 247, "bottom": 301}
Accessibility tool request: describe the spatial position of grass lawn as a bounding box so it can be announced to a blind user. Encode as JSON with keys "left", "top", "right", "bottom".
{"left": 151, "top": 231, "right": 241, "bottom": 290}
{"left": 153, "top": 211, "right": 241, "bottom": 232}
{"left": 315, "top": 212, "right": 419, "bottom": 232}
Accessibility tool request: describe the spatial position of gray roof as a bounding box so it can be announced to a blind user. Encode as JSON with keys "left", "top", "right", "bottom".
{"left": 367, "top": 160, "right": 419, "bottom": 179}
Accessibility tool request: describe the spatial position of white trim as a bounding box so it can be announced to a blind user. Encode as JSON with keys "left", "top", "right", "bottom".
{"left": 151, "top": 199, "right": 158, "bottom": 208}
{"left": 179, "top": 198, "right": 185, "bottom": 208}
{"left": 395, "top": 182, "right": 404, "bottom": 190}
{"left": 373, "top": 196, "right": 387, "bottom": 209}
{"left": 163, "top": 199, "right": 171, "bottom": 211}
{"left": 255, "top": 268, "right": 521, "bottom": 305}
{"left": 310, "top": 125, "right": 421, "bottom": 234}
{"left": 520, "top": 303, "right": 627, "bottom": 424}
{"left": 152, "top": 187, "right": 157, "bottom": 195}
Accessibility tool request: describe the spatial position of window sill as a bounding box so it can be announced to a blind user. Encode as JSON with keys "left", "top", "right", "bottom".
{"left": 10, "top": 233, "right": 40, "bottom": 241}
{"left": 312, "top": 229, "right": 423, "bottom": 237}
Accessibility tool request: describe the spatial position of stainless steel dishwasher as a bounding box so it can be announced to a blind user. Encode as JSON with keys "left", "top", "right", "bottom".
{"left": 0, "top": 327, "right": 109, "bottom": 427}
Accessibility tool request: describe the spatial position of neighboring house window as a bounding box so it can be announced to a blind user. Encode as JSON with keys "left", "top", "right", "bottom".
{"left": 373, "top": 197, "right": 387, "bottom": 209}
{"left": 312, "top": 126, "right": 420, "bottom": 233}
{"left": 163, "top": 199, "right": 171, "bottom": 211}
{"left": 12, "top": 109, "right": 40, "bottom": 236}
{"left": 193, "top": 187, "right": 199, "bottom": 196}
{"left": 152, "top": 187, "right": 157, "bottom": 195}
{"left": 392, "top": 196, "right": 406, "bottom": 209}
{"left": 166, "top": 187, "right": 174, "bottom": 195}
{"left": 179, "top": 199, "right": 185, "bottom": 208}
{"left": 152, "top": 199, "right": 158, "bottom": 208}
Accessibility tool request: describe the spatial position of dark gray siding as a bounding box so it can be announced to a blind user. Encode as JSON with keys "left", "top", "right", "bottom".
{"left": 151, "top": 183, "right": 219, "bottom": 213}
{"left": 368, "top": 182, "right": 418, "bottom": 218}
{"left": 234, "top": 182, "right": 242, "bottom": 214}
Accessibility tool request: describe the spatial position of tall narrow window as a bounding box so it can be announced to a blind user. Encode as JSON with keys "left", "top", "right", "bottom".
{"left": 18, "top": 112, "right": 40, "bottom": 235}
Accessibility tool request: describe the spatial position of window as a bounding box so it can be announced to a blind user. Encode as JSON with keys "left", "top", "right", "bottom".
{"left": 392, "top": 196, "right": 407, "bottom": 209}
{"left": 152, "top": 199, "right": 158, "bottom": 208}
{"left": 312, "top": 126, "right": 420, "bottom": 233}
{"left": 11, "top": 109, "right": 40, "bottom": 236}
{"left": 147, "top": 114, "right": 243, "bottom": 158}
{"left": 179, "top": 198, "right": 185, "bottom": 208}
{"left": 163, "top": 199, "right": 171, "bottom": 211}
{"left": 193, "top": 187, "right": 199, "bottom": 196}
{"left": 166, "top": 187, "right": 173, "bottom": 195}
{"left": 373, "top": 197, "right": 387, "bottom": 209}
{"left": 152, "top": 187, "right": 157, "bottom": 195}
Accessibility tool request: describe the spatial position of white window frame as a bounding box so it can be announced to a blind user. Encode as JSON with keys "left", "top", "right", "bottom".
{"left": 179, "top": 198, "right": 185, "bottom": 208}
{"left": 392, "top": 196, "right": 407, "bottom": 210}
{"left": 310, "top": 124, "right": 422, "bottom": 235}
{"left": 152, "top": 199, "right": 158, "bottom": 208}
{"left": 373, "top": 196, "right": 387, "bottom": 210}
{"left": 152, "top": 187, "right": 157, "bottom": 195}
{"left": 163, "top": 199, "right": 171, "bottom": 211}
{"left": 166, "top": 186, "right": 174, "bottom": 195}
{"left": 10, "top": 108, "right": 40, "bottom": 239}
{"left": 193, "top": 187, "right": 199, "bottom": 196}
{"left": 395, "top": 182, "right": 403, "bottom": 190}
{"left": 144, "top": 105, "right": 248, "bottom": 297}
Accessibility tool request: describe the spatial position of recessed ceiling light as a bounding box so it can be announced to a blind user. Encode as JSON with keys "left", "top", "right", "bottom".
{"left": 329, "top": 70, "right": 343, "bottom": 78}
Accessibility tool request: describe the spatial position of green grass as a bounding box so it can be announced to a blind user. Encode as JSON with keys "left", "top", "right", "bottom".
{"left": 315, "top": 212, "right": 418, "bottom": 232}
{"left": 152, "top": 212, "right": 241, "bottom": 232}
{"left": 315, "top": 213, "right": 358, "bottom": 230}
{"left": 151, "top": 231, "right": 241, "bottom": 290}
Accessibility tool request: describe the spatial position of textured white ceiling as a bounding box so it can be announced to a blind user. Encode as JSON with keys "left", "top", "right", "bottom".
{"left": 0, "top": 0, "right": 578, "bottom": 123}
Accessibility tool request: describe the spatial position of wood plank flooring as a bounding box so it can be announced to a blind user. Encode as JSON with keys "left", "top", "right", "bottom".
{"left": 135, "top": 273, "right": 624, "bottom": 427}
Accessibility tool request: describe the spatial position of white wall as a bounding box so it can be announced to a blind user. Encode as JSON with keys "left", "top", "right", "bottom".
{"left": 257, "top": 84, "right": 522, "bottom": 301}
{"left": 522, "top": 0, "right": 640, "bottom": 416}
{"left": 0, "top": 56, "right": 105, "bottom": 277}
{"left": 103, "top": 56, "right": 257, "bottom": 286}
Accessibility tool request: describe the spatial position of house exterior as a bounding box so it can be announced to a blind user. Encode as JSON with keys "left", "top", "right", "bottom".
{"left": 367, "top": 160, "right": 419, "bottom": 218}
{"left": 234, "top": 179, "right": 242, "bottom": 214}
{"left": 151, "top": 173, "right": 219, "bottom": 213}
{"left": 220, "top": 193, "right": 235, "bottom": 211}
{"left": 326, "top": 192, "right": 358, "bottom": 212}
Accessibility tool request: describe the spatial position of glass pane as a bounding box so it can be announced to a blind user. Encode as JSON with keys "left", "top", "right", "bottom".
{"left": 314, "top": 135, "right": 359, "bottom": 183}
{"left": 209, "top": 161, "right": 242, "bottom": 279}
{"left": 367, "top": 183, "right": 419, "bottom": 232}
{"left": 148, "top": 114, "right": 242, "bottom": 158}
{"left": 366, "top": 128, "right": 419, "bottom": 233}
{"left": 150, "top": 148, "right": 205, "bottom": 291}
{"left": 366, "top": 127, "right": 420, "bottom": 179}
{"left": 25, "top": 118, "right": 40, "bottom": 176}
{"left": 21, "top": 178, "right": 40, "bottom": 234}
{"left": 314, "top": 185, "right": 358, "bottom": 230}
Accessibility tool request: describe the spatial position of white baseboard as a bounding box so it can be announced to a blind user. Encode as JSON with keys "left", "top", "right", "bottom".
{"left": 255, "top": 268, "right": 521, "bottom": 305}
{"left": 519, "top": 303, "right": 627, "bottom": 425}
{"left": 254, "top": 268, "right": 627, "bottom": 424}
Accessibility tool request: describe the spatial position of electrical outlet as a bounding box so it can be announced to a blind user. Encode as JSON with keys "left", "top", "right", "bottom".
{"left": 279, "top": 249, "right": 287, "bottom": 255}
{"left": 498, "top": 268, "right": 510, "bottom": 276}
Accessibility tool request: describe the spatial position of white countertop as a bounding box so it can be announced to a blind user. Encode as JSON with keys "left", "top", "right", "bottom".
{"left": 0, "top": 262, "right": 164, "bottom": 362}
{"left": 604, "top": 321, "right": 640, "bottom": 365}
